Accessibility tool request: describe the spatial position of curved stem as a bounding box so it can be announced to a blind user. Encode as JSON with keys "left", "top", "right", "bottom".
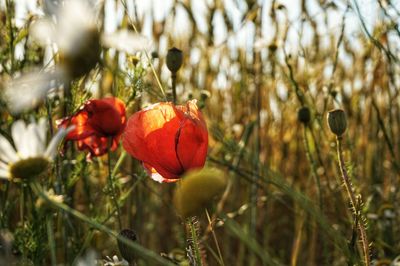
{"left": 30, "top": 182, "right": 175, "bottom": 266}
{"left": 107, "top": 140, "right": 122, "bottom": 230}
{"left": 336, "top": 137, "right": 370, "bottom": 266}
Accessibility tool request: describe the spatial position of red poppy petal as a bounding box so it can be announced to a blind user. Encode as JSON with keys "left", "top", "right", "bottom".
{"left": 176, "top": 117, "right": 208, "bottom": 171}
{"left": 142, "top": 162, "right": 180, "bottom": 183}
{"left": 87, "top": 99, "right": 125, "bottom": 136}
{"left": 102, "top": 97, "right": 127, "bottom": 126}
{"left": 123, "top": 100, "right": 208, "bottom": 182}
{"left": 77, "top": 135, "right": 111, "bottom": 157}
{"left": 58, "top": 111, "right": 95, "bottom": 140}
{"left": 58, "top": 97, "right": 126, "bottom": 158}
{"left": 122, "top": 102, "right": 183, "bottom": 177}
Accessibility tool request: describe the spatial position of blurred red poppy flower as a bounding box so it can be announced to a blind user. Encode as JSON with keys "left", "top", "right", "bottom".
{"left": 122, "top": 100, "right": 208, "bottom": 183}
{"left": 58, "top": 97, "right": 126, "bottom": 158}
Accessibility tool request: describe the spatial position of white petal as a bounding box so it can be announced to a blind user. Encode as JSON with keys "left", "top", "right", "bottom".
{"left": 0, "top": 168, "right": 10, "bottom": 179}
{"left": 0, "top": 135, "right": 18, "bottom": 163}
{"left": 101, "top": 30, "right": 151, "bottom": 54}
{"left": 4, "top": 70, "right": 64, "bottom": 113}
{"left": 11, "top": 120, "right": 26, "bottom": 155}
{"left": 26, "top": 123, "right": 41, "bottom": 157}
{"left": 30, "top": 119, "right": 47, "bottom": 156}
{"left": 30, "top": 18, "right": 57, "bottom": 46}
{"left": 14, "top": 122, "right": 31, "bottom": 158}
{"left": 37, "top": 117, "right": 48, "bottom": 146}
{"left": 44, "top": 126, "right": 74, "bottom": 159}
{"left": 0, "top": 160, "right": 8, "bottom": 171}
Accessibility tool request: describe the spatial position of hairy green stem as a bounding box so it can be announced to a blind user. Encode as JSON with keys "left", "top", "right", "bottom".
{"left": 336, "top": 137, "right": 370, "bottom": 266}
{"left": 187, "top": 217, "right": 203, "bottom": 266}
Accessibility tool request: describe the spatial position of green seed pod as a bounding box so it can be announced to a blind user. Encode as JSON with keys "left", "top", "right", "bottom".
{"left": 327, "top": 109, "right": 347, "bottom": 137}
{"left": 151, "top": 51, "right": 159, "bottom": 59}
{"left": 297, "top": 106, "right": 311, "bottom": 124}
{"left": 117, "top": 229, "right": 138, "bottom": 264}
{"left": 173, "top": 168, "right": 227, "bottom": 219}
{"left": 166, "top": 47, "right": 183, "bottom": 73}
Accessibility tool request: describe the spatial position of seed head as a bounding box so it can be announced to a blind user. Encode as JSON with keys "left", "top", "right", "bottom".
{"left": 166, "top": 47, "right": 183, "bottom": 73}
{"left": 327, "top": 109, "right": 347, "bottom": 137}
{"left": 297, "top": 106, "right": 311, "bottom": 124}
{"left": 117, "top": 229, "right": 138, "bottom": 264}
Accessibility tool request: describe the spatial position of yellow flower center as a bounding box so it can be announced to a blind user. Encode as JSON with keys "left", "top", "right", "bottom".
{"left": 9, "top": 157, "right": 50, "bottom": 180}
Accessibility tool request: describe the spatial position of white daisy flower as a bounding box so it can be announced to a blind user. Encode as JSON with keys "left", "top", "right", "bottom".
{"left": 4, "top": 0, "right": 150, "bottom": 114}
{"left": 0, "top": 118, "right": 71, "bottom": 180}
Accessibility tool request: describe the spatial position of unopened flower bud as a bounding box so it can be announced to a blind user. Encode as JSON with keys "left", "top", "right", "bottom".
{"left": 151, "top": 51, "right": 159, "bottom": 59}
{"left": 117, "top": 229, "right": 138, "bottom": 264}
{"left": 297, "top": 106, "right": 311, "bottom": 124}
{"left": 166, "top": 47, "right": 183, "bottom": 73}
{"left": 173, "top": 168, "right": 227, "bottom": 219}
{"left": 327, "top": 109, "right": 347, "bottom": 136}
{"left": 61, "top": 28, "right": 101, "bottom": 79}
{"left": 200, "top": 90, "right": 211, "bottom": 100}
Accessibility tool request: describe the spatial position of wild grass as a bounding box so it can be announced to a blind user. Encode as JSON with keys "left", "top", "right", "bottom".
{"left": 1, "top": 0, "right": 400, "bottom": 265}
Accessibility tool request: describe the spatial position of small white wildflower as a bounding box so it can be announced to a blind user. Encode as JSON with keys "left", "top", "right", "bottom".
{"left": 103, "top": 255, "right": 129, "bottom": 266}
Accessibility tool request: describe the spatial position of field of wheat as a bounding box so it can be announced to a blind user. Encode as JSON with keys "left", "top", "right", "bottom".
{"left": 1, "top": 0, "right": 400, "bottom": 265}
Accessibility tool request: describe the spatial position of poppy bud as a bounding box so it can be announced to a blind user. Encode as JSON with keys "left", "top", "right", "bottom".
{"left": 173, "top": 168, "right": 227, "bottom": 219}
{"left": 151, "top": 51, "right": 159, "bottom": 59}
{"left": 60, "top": 28, "right": 101, "bottom": 79}
{"left": 117, "top": 229, "right": 138, "bottom": 264}
{"left": 200, "top": 90, "right": 211, "bottom": 101}
{"left": 268, "top": 43, "right": 278, "bottom": 52}
{"left": 327, "top": 109, "right": 347, "bottom": 137}
{"left": 297, "top": 106, "right": 311, "bottom": 124}
{"left": 166, "top": 47, "right": 183, "bottom": 73}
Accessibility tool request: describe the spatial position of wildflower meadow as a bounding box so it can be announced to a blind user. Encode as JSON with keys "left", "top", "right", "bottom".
{"left": 1, "top": 0, "right": 400, "bottom": 265}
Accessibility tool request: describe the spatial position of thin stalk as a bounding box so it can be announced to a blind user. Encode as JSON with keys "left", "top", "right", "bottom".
{"left": 5, "top": 0, "right": 15, "bottom": 73}
{"left": 336, "top": 136, "right": 370, "bottom": 266}
{"left": 29, "top": 182, "right": 175, "bottom": 266}
{"left": 112, "top": 151, "right": 127, "bottom": 177}
{"left": 0, "top": 182, "right": 10, "bottom": 224}
{"left": 120, "top": 0, "right": 167, "bottom": 100}
{"left": 205, "top": 209, "right": 224, "bottom": 266}
{"left": 172, "top": 72, "right": 177, "bottom": 104}
{"left": 107, "top": 139, "right": 122, "bottom": 230}
{"left": 20, "top": 184, "right": 25, "bottom": 224}
{"left": 47, "top": 215, "right": 57, "bottom": 266}
{"left": 303, "top": 126, "right": 322, "bottom": 209}
{"left": 250, "top": 5, "right": 262, "bottom": 266}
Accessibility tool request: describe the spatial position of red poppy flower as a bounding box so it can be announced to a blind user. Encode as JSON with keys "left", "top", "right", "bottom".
{"left": 122, "top": 100, "right": 208, "bottom": 183}
{"left": 58, "top": 97, "right": 126, "bottom": 158}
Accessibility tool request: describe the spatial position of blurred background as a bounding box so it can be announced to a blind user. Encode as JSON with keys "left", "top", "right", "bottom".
{"left": 1, "top": 0, "right": 400, "bottom": 265}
